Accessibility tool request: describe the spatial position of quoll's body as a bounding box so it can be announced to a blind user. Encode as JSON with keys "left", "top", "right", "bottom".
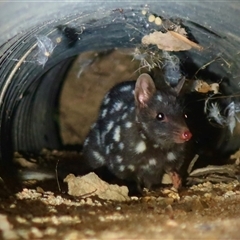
{"left": 83, "top": 73, "right": 192, "bottom": 190}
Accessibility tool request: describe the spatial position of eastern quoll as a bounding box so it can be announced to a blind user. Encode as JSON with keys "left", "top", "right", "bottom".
{"left": 82, "top": 73, "right": 192, "bottom": 191}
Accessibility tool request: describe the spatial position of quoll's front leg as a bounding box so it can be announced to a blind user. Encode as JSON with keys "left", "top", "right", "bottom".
{"left": 168, "top": 171, "right": 182, "bottom": 189}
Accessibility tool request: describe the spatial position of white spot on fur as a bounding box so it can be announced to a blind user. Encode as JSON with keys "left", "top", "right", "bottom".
{"left": 101, "top": 130, "right": 108, "bottom": 142}
{"left": 119, "top": 142, "right": 124, "bottom": 150}
{"left": 110, "top": 143, "right": 114, "bottom": 150}
{"left": 113, "top": 126, "right": 121, "bottom": 142}
{"left": 125, "top": 122, "right": 132, "bottom": 128}
{"left": 140, "top": 133, "right": 146, "bottom": 139}
{"left": 101, "top": 109, "right": 107, "bottom": 118}
{"left": 135, "top": 141, "right": 146, "bottom": 153}
{"left": 122, "top": 112, "right": 128, "bottom": 120}
{"left": 107, "top": 122, "right": 114, "bottom": 131}
{"left": 149, "top": 158, "right": 157, "bottom": 166}
{"left": 103, "top": 96, "right": 110, "bottom": 105}
{"left": 130, "top": 106, "right": 135, "bottom": 112}
{"left": 109, "top": 162, "right": 114, "bottom": 169}
{"left": 110, "top": 102, "right": 124, "bottom": 114}
{"left": 119, "top": 165, "right": 125, "bottom": 172}
{"left": 167, "top": 152, "right": 176, "bottom": 161}
{"left": 116, "top": 155, "right": 123, "bottom": 163}
{"left": 83, "top": 137, "right": 89, "bottom": 147}
{"left": 142, "top": 123, "right": 148, "bottom": 131}
{"left": 153, "top": 144, "right": 159, "bottom": 148}
{"left": 157, "top": 95, "right": 162, "bottom": 102}
{"left": 92, "top": 151, "right": 105, "bottom": 164}
{"left": 141, "top": 164, "right": 150, "bottom": 170}
{"left": 128, "top": 165, "right": 135, "bottom": 171}
{"left": 114, "top": 101, "right": 123, "bottom": 111}
{"left": 96, "top": 132, "right": 101, "bottom": 145}
{"left": 120, "top": 85, "right": 132, "bottom": 92}
{"left": 105, "top": 146, "right": 110, "bottom": 155}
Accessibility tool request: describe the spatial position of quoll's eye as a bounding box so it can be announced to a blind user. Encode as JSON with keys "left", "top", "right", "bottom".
{"left": 156, "top": 112, "right": 165, "bottom": 121}
{"left": 184, "top": 114, "right": 188, "bottom": 119}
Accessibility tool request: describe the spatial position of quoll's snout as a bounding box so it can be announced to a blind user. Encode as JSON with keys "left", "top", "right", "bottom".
{"left": 180, "top": 130, "right": 192, "bottom": 141}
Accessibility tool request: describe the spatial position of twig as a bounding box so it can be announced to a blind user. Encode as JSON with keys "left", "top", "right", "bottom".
{"left": 194, "top": 58, "right": 217, "bottom": 78}
{"left": 55, "top": 159, "right": 61, "bottom": 192}
{"left": 187, "top": 154, "right": 199, "bottom": 174}
{"left": 79, "top": 189, "right": 98, "bottom": 198}
{"left": 189, "top": 165, "right": 236, "bottom": 177}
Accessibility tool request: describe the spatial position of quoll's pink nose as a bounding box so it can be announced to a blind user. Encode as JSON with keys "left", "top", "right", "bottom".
{"left": 181, "top": 130, "right": 192, "bottom": 141}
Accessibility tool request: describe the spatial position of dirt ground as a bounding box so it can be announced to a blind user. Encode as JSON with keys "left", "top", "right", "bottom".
{"left": 1, "top": 51, "right": 240, "bottom": 239}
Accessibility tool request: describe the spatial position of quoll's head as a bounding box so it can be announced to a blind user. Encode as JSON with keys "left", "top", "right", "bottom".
{"left": 134, "top": 73, "right": 192, "bottom": 146}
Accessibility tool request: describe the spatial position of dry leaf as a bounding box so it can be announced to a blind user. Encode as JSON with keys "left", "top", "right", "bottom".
{"left": 142, "top": 31, "right": 203, "bottom": 52}
{"left": 194, "top": 80, "right": 219, "bottom": 94}
{"left": 174, "top": 26, "right": 187, "bottom": 36}
{"left": 169, "top": 31, "right": 203, "bottom": 51}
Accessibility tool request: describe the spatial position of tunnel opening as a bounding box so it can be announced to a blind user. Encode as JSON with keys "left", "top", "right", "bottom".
{"left": 9, "top": 46, "right": 240, "bottom": 186}
{"left": 0, "top": 5, "right": 239, "bottom": 190}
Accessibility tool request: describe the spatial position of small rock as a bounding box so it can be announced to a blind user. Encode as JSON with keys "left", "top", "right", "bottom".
{"left": 116, "top": 206, "right": 121, "bottom": 211}
{"left": 36, "top": 187, "right": 44, "bottom": 194}
{"left": 44, "top": 227, "right": 57, "bottom": 236}
{"left": 0, "top": 214, "right": 12, "bottom": 231}
{"left": 223, "top": 190, "right": 236, "bottom": 198}
{"left": 31, "top": 227, "right": 43, "bottom": 238}
{"left": 142, "top": 196, "right": 156, "bottom": 202}
{"left": 86, "top": 198, "right": 93, "bottom": 205}
{"left": 166, "top": 219, "right": 178, "bottom": 227}
{"left": 16, "top": 216, "right": 27, "bottom": 224}
{"left": 204, "top": 193, "right": 212, "bottom": 198}
{"left": 64, "top": 173, "right": 130, "bottom": 201}
{"left": 130, "top": 196, "right": 139, "bottom": 201}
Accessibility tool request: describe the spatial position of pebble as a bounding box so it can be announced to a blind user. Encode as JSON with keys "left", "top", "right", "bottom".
{"left": 142, "top": 196, "right": 156, "bottom": 202}
{"left": 31, "top": 227, "right": 43, "bottom": 238}
{"left": 44, "top": 227, "right": 57, "bottom": 236}
{"left": 130, "top": 196, "right": 139, "bottom": 201}
{"left": 9, "top": 204, "right": 16, "bottom": 208}
{"left": 16, "top": 216, "right": 27, "bottom": 224}
{"left": 86, "top": 198, "right": 93, "bottom": 205}
{"left": 154, "top": 17, "right": 162, "bottom": 25}
{"left": 204, "top": 193, "right": 212, "bottom": 198}
{"left": 116, "top": 206, "right": 121, "bottom": 211}
{"left": 63, "top": 231, "right": 82, "bottom": 240}
{"left": 223, "top": 190, "right": 236, "bottom": 198}
{"left": 166, "top": 219, "right": 178, "bottom": 227}
{"left": 148, "top": 14, "right": 155, "bottom": 23}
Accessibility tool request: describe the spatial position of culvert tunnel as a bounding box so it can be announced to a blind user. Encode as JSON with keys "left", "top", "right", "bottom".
{"left": 1, "top": 1, "right": 240, "bottom": 239}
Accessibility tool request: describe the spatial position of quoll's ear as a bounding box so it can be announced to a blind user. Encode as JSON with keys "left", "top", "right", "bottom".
{"left": 174, "top": 77, "right": 186, "bottom": 95}
{"left": 135, "top": 73, "right": 156, "bottom": 108}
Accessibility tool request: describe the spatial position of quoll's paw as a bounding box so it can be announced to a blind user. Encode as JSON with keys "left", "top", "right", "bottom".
{"left": 169, "top": 171, "right": 182, "bottom": 190}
